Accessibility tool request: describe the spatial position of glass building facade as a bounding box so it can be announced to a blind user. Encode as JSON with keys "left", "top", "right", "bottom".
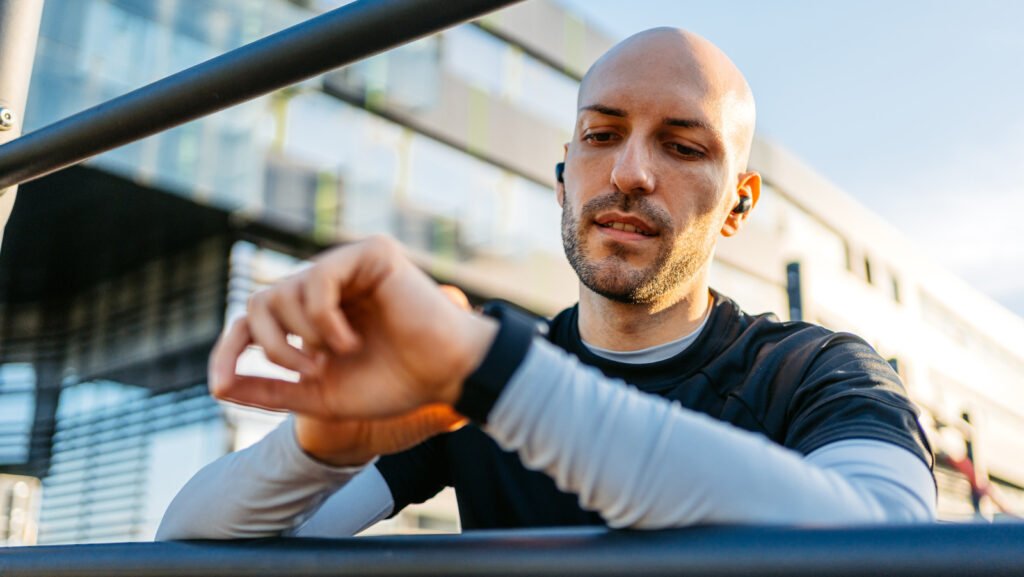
{"left": 3, "top": 0, "right": 603, "bottom": 543}
{"left": 1, "top": 0, "right": 1022, "bottom": 546}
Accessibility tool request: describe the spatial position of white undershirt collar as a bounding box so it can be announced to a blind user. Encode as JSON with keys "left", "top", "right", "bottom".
{"left": 582, "top": 308, "right": 712, "bottom": 365}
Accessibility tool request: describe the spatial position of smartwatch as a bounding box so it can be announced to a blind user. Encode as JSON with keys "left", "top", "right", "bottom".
{"left": 453, "top": 301, "right": 546, "bottom": 423}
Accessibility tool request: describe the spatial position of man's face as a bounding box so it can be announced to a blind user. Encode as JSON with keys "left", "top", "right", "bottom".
{"left": 560, "top": 36, "right": 739, "bottom": 307}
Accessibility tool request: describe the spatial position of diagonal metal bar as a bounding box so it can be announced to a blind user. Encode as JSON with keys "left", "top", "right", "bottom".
{"left": 0, "top": 0, "right": 524, "bottom": 190}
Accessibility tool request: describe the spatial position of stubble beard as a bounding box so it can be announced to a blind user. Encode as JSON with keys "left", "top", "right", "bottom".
{"left": 561, "top": 192, "right": 715, "bottom": 306}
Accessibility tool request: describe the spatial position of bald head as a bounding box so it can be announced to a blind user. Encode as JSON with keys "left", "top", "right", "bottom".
{"left": 579, "top": 28, "right": 756, "bottom": 170}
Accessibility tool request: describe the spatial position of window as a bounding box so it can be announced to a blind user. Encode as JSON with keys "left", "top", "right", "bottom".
{"left": 442, "top": 26, "right": 578, "bottom": 129}
{"left": 0, "top": 364, "right": 36, "bottom": 466}
{"left": 786, "top": 262, "right": 803, "bottom": 321}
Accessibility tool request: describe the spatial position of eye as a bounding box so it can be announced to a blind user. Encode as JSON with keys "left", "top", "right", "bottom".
{"left": 582, "top": 131, "right": 618, "bottom": 144}
{"left": 667, "top": 143, "right": 705, "bottom": 159}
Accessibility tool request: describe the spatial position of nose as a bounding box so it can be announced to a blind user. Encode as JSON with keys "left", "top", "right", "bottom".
{"left": 610, "top": 137, "right": 655, "bottom": 195}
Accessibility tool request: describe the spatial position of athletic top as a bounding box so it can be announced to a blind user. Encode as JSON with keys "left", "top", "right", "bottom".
{"left": 156, "top": 290, "right": 935, "bottom": 539}
{"left": 375, "top": 290, "right": 932, "bottom": 528}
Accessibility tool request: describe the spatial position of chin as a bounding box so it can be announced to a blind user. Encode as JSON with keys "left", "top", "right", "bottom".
{"left": 579, "top": 261, "right": 657, "bottom": 304}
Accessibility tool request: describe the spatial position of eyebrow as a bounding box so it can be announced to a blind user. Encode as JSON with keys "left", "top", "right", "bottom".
{"left": 579, "top": 103, "right": 717, "bottom": 134}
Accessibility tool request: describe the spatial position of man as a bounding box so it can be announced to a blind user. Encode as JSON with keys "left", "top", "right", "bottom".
{"left": 158, "top": 28, "right": 934, "bottom": 539}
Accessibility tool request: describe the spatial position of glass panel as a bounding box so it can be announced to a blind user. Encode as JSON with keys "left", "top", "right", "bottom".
{"left": 443, "top": 26, "right": 578, "bottom": 129}
{"left": 39, "top": 383, "right": 220, "bottom": 544}
{"left": 56, "top": 381, "right": 145, "bottom": 420}
{"left": 0, "top": 364, "right": 36, "bottom": 465}
{"left": 443, "top": 26, "right": 504, "bottom": 95}
{"left": 28, "top": 0, "right": 569, "bottom": 272}
{"left": 26, "top": 0, "right": 306, "bottom": 210}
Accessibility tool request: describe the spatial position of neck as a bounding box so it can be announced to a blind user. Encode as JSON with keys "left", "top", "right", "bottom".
{"left": 577, "top": 277, "right": 712, "bottom": 352}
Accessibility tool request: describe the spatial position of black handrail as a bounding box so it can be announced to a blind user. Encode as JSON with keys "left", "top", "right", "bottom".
{"left": 0, "top": 0, "right": 523, "bottom": 190}
{"left": 1, "top": 525, "right": 1023, "bottom": 576}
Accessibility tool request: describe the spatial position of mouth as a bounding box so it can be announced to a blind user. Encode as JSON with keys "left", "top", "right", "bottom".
{"left": 593, "top": 213, "right": 658, "bottom": 237}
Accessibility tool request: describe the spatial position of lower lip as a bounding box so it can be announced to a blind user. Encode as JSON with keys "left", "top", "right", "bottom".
{"left": 595, "top": 225, "right": 655, "bottom": 242}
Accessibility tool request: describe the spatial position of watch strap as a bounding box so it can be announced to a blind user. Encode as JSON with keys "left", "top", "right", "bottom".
{"left": 454, "top": 302, "right": 540, "bottom": 423}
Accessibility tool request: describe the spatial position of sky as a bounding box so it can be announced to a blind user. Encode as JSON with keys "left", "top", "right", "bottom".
{"left": 556, "top": 0, "right": 1024, "bottom": 319}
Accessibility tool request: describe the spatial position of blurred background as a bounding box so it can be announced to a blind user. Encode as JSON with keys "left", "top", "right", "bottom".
{"left": 0, "top": 0, "right": 1021, "bottom": 546}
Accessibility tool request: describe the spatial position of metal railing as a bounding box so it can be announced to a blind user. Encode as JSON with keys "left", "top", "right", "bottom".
{"left": 1, "top": 525, "right": 1023, "bottom": 576}
{"left": 0, "top": 0, "right": 524, "bottom": 190}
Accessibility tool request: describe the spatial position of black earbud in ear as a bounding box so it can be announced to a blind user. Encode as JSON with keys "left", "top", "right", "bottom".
{"left": 732, "top": 195, "right": 752, "bottom": 214}
{"left": 555, "top": 162, "right": 565, "bottom": 183}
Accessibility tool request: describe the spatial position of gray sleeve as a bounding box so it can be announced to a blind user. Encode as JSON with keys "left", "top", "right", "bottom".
{"left": 156, "top": 417, "right": 394, "bottom": 540}
{"left": 485, "top": 338, "right": 936, "bottom": 529}
{"left": 289, "top": 465, "right": 394, "bottom": 538}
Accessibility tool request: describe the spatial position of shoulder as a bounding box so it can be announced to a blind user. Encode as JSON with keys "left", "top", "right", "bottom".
{"left": 708, "top": 292, "right": 842, "bottom": 373}
{"left": 709, "top": 290, "right": 876, "bottom": 371}
{"left": 710, "top": 292, "right": 931, "bottom": 464}
{"left": 722, "top": 299, "right": 908, "bottom": 412}
{"left": 726, "top": 300, "right": 901, "bottom": 401}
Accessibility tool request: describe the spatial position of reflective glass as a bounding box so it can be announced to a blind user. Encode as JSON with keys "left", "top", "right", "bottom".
{"left": 27, "top": 0, "right": 570, "bottom": 296}
{"left": 276, "top": 90, "right": 565, "bottom": 262}
{"left": 56, "top": 381, "right": 145, "bottom": 419}
{"left": 517, "top": 50, "right": 579, "bottom": 130}
{"left": 443, "top": 26, "right": 504, "bottom": 95}
{"left": 442, "top": 26, "right": 578, "bottom": 130}
{"left": 0, "top": 364, "right": 35, "bottom": 465}
{"left": 27, "top": 0, "right": 305, "bottom": 209}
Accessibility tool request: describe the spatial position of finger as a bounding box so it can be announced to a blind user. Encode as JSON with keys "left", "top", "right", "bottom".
{"left": 439, "top": 284, "right": 471, "bottom": 311}
{"left": 209, "top": 317, "right": 253, "bottom": 399}
{"left": 304, "top": 254, "right": 361, "bottom": 354}
{"left": 268, "top": 278, "right": 326, "bottom": 351}
{"left": 248, "top": 291, "right": 318, "bottom": 375}
{"left": 215, "top": 375, "right": 334, "bottom": 418}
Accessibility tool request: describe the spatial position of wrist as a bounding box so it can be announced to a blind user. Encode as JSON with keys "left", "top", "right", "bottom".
{"left": 293, "top": 417, "right": 376, "bottom": 468}
{"left": 451, "top": 302, "right": 543, "bottom": 423}
{"left": 436, "top": 313, "right": 499, "bottom": 406}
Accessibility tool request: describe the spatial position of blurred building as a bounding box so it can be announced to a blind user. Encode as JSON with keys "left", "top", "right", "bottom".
{"left": 739, "top": 141, "right": 1024, "bottom": 520}
{"left": 0, "top": 0, "right": 1020, "bottom": 544}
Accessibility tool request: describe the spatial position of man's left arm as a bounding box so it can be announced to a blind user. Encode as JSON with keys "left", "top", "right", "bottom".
{"left": 466, "top": 335, "right": 935, "bottom": 528}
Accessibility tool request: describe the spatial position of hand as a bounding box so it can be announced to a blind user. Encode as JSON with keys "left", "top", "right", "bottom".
{"left": 292, "top": 283, "right": 472, "bottom": 467}
{"left": 209, "top": 236, "right": 497, "bottom": 420}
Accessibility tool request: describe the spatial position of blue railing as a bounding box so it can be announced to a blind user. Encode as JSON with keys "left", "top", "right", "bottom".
{"left": 1, "top": 524, "right": 1023, "bottom": 576}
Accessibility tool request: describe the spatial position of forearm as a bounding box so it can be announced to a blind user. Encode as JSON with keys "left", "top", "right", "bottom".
{"left": 156, "top": 418, "right": 390, "bottom": 540}
{"left": 484, "top": 339, "right": 935, "bottom": 529}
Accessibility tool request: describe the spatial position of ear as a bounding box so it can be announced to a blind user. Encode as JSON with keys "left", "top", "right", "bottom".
{"left": 556, "top": 143, "right": 569, "bottom": 208}
{"left": 721, "top": 171, "right": 761, "bottom": 237}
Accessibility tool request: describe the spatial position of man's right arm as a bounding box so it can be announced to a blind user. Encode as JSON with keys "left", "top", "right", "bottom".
{"left": 155, "top": 418, "right": 394, "bottom": 540}
{"left": 158, "top": 264, "right": 473, "bottom": 541}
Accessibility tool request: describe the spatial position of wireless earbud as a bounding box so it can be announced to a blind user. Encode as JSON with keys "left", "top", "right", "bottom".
{"left": 732, "top": 195, "right": 752, "bottom": 214}
{"left": 555, "top": 162, "right": 565, "bottom": 183}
